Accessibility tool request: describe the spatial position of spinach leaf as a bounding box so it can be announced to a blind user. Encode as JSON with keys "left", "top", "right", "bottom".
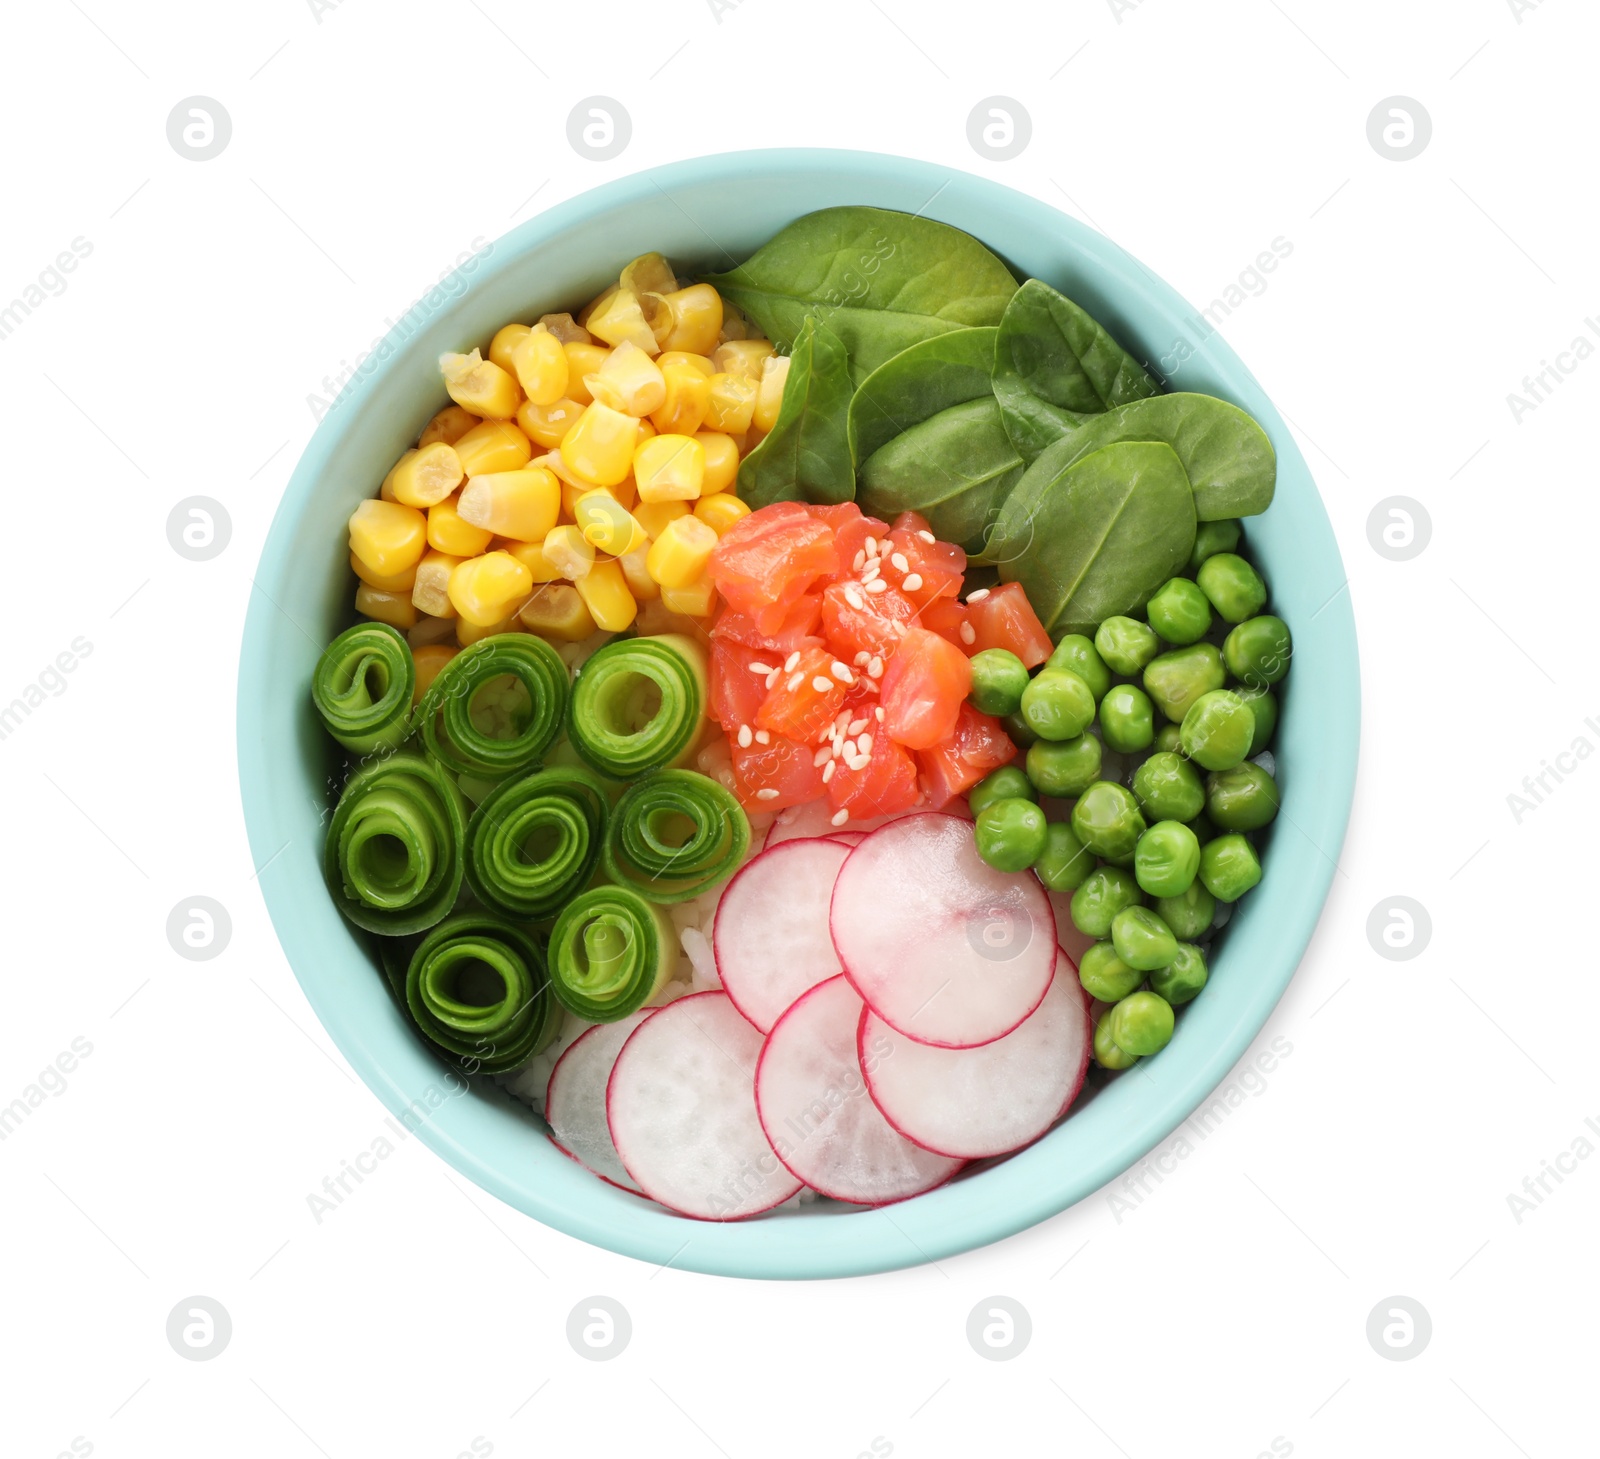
{"left": 989, "top": 439, "right": 1196, "bottom": 637}
{"left": 847, "top": 327, "right": 999, "bottom": 465}
{"left": 703, "top": 207, "right": 1018, "bottom": 384}
{"left": 1040, "top": 393, "right": 1276, "bottom": 520}
{"left": 737, "top": 317, "right": 855, "bottom": 507}
{"left": 993, "top": 278, "right": 1160, "bottom": 461}
{"left": 858, "top": 396, "right": 1024, "bottom": 554}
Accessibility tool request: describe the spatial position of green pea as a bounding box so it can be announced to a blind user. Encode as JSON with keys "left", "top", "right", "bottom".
{"left": 1078, "top": 941, "right": 1144, "bottom": 1001}
{"left": 1179, "top": 689, "right": 1255, "bottom": 772}
{"left": 1154, "top": 882, "right": 1215, "bottom": 941}
{"left": 1153, "top": 723, "right": 1183, "bottom": 755}
{"left": 1098, "top": 684, "right": 1155, "bottom": 754}
{"left": 1021, "top": 668, "right": 1096, "bottom": 741}
{"left": 1027, "top": 735, "right": 1102, "bottom": 798}
{"left": 1070, "top": 781, "right": 1147, "bottom": 860}
{"left": 1133, "top": 820, "right": 1200, "bottom": 898}
{"left": 1149, "top": 943, "right": 1208, "bottom": 1005}
{"left": 1145, "top": 577, "right": 1214, "bottom": 646}
{"left": 1111, "top": 905, "right": 1179, "bottom": 971}
{"left": 1092, "top": 1010, "right": 1140, "bottom": 1070}
{"left": 1196, "top": 552, "right": 1267, "bottom": 623}
{"left": 1199, "top": 833, "right": 1262, "bottom": 902}
{"left": 1143, "top": 642, "right": 1225, "bottom": 722}
{"left": 1236, "top": 686, "right": 1278, "bottom": 757}
{"left": 968, "top": 648, "right": 1031, "bottom": 717}
{"left": 1223, "top": 615, "right": 1292, "bottom": 689}
{"left": 1070, "top": 865, "right": 1143, "bottom": 939}
{"left": 1109, "top": 990, "right": 1175, "bottom": 1056}
{"left": 1004, "top": 710, "right": 1039, "bottom": 749}
{"left": 1034, "top": 821, "right": 1095, "bottom": 892}
{"left": 975, "top": 798, "right": 1049, "bottom": 873}
{"left": 1131, "top": 751, "right": 1205, "bottom": 823}
{"left": 1206, "top": 762, "right": 1280, "bottom": 832}
{"left": 969, "top": 765, "right": 1036, "bottom": 815}
{"left": 1095, "top": 616, "right": 1161, "bottom": 677}
{"left": 1046, "top": 635, "right": 1111, "bottom": 701}
{"left": 1189, "top": 518, "right": 1242, "bottom": 573}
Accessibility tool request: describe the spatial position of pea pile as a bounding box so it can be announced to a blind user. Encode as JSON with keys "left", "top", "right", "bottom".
{"left": 966, "top": 520, "right": 1291, "bottom": 1070}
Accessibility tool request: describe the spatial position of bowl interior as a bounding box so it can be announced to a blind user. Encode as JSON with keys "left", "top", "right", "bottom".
{"left": 239, "top": 149, "right": 1357, "bottom": 1279}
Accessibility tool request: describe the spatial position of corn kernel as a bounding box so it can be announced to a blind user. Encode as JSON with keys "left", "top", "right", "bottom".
{"left": 712, "top": 339, "right": 776, "bottom": 380}
{"left": 517, "top": 397, "right": 585, "bottom": 450}
{"left": 542, "top": 524, "right": 596, "bottom": 580}
{"left": 563, "top": 342, "right": 611, "bottom": 405}
{"left": 575, "top": 489, "right": 648, "bottom": 556}
{"left": 659, "top": 284, "right": 725, "bottom": 355}
{"left": 457, "top": 614, "right": 518, "bottom": 647}
{"left": 621, "top": 252, "right": 677, "bottom": 298}
{"left": 586, "top": 289, "right": 659, "bottom": 355}
{"left": 388, "top": 441, "right": 464, "bottom": 508}
{"left": 350, "top": 551, "right": 417, "bottom": 593}
{"left": 586, "top": 340, "right": 666, "bottom": 417}
{"left": 458, "top": 467, "right": 560, "bottom": 542}
{"left": 419, "top": 405, "right": 479, "bottom": 448}
{"left": 646, "top": 514, "right": 719, "bottom": 588}
{"left": 411, "top": 550, "right": 463, "bottom": 618}
{"left": 634, "top": 433, "right": 706, "bottom": 502}
{"left": 539, "top": 312, "right": 591, "bottom": 345}
{"left": 634, "top": 498, "right": 690, "bottom": 539}
{"left": 717, "top": 304, "right": 753, "bottom": 342}
{"left": 349, "top": 499, "right": 428, "bottom": 576}
{"left": 634, "top": 598, "right": 703, "bottom": 637}
{"left": 411, "top": 643, "right": 458, "bottom": 705}
{"left": 753, "top": 354, "right": 791, "bottom": 434}
{"left": 510, "top": 324, "right": 570, "bottom": 407}
{"left": 489, "top": 322, "right": 531, "bottom": 376}
{"left": 658, "top": 350, "right": 716, "bottom": 377}
{"left": 652, "top": 359, "right": 711, "bottom": 436}
{"left": 696, "top": 431, "right": 741, "bottom": 494}
{"left": 453, "top": 418, "right": 532, "bottom": 475}
{"left": 618, "top": 544, "right": 660, "bottom": 602}
{"left": 640, "top": 292, "right": 676, "bottom": 350}
{"left": 356, "top": 582, "right": 419, "bottom": 629}
{"left": 704, "top": 373, "right": 757, "bottom": 433}
{"left": 695, "top": 492, "right": 753, "bottom": 536}
{"left": 562, "top": 402, "right": 639, "bottom": 487}
{"left": 578, "top": 282, "right": 620, "bottom": 328}
{"left": 519, "top": 582, "right": 597, "bottom": 641}
{"left": 660, "top": 570, "right": 717, "bottom": 619}
{"left": 440, "top": 349, "right": 521, "bottom": 419}
{"left": 500, "top": 538, "right": 567, "bottom": 583}
{"left": 635, "top": 419, "right": 657, "bottom": 443}
{"left": 428, "top": 492, "right": 494, "bottom": 557}
{"left": 448, "top": 550, "right": 534, "bottom": 627}
{"left": 574, "top": 557, "right": 638, "bottom": 633}
{"left": 408, "top": 614, "right": 458, "bottom": 649}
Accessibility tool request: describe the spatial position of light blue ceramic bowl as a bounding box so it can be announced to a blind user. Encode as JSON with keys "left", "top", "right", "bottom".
{"left": 239, "top": 149, "right": 1358, "bottom": 1279}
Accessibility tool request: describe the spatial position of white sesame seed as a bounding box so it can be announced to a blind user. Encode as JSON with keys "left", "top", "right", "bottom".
{"left": 830, "top": 661, "right": 853, "bottom": 682}
{"left": 841, "top": 738, "right": 857, "bottom": 758}
{"left": 876, "top": 707, "right": 885, "bottom": 722}
{"left": 754, "top": 729, "right": 770, "bottom": 745}
{"left": 812, "top": 675, "right": 833, "bottom": 693}
{"left": 822, "top": 760, "right": 836, "bottom": 784}
{"left": 787, "top": 672, "right": 804, "bottom": 691}
{"left": 852, "top": 550, "right": 866, "bottom": 571}
{"left": 813, "top": 745, "right": 832, "bottom": 767}
{"left": 766, "top": 670, "right": 780, "bottom": 689}
{"left": 831, "top": 739, "right": 843, "bottom": 758}
{"left": 737, "top": 724, "right": 753, "bottom": 748}
{"left": 865, "top": 579, "right": 887, "bottom": 594}
{"left": 902, "top": 573, "right": 923, "bottom": 592}
{"left": 966, "top": 588, "right": 991, "bottom": 603}
{"left": 835, "top": 711, "right": 851, "bottom": 730}
{"left": 784, "top": 651, "right": 800, "bottom": 672}
{"left": 959, "top": 622, "right": 976, "bottom": 645}
{"left": 857, "top": 732, "right": 873, "bottom": 754}
{"left": 890, "top": 551, "right": 910, "bottom": 574}
{"left": 749, "top": 661, "right": 773, "bottom": 675}
{"left": 867, "top": 656, "right": 884, "bottom": 678}
{"left": 865, "top": 536, "right": 878, "bottom": 555}
{"left": 847, "top": 753, "right": 871, "bottom": 771}
{"left": 847, "top": 717, "right": 869, "bottom": 735}
{"left": 917, "top": 530, "right": 936, "bottom": 544}
{"left": 831, "top": 809, "right": 849, "bottom": 826}
{"left": 844, "top": 584, "right": 865, "bottom": 610}
{"left": 853, "top": 651, "right": 870, "bottom": 667}
{"left": 861, "top": 562, "right": 881, "bottom": 583}
{"left": 755, "top": 788, "right": 779, "bottom": 800}
{"left": 891, "top": 621, "right": 907, "bottom": 636}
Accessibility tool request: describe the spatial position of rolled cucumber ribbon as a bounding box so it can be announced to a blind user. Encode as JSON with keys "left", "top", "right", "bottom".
{"left": 464, "top": 766, "right": 611, "bottom": 920}
{"left": 416, "top": 632, "right": 570, "bottom": 779}
{"left": 566, "top": 633, "right": 708, "bottom": 780}
{"left": 324, "top": 752, "right": 466, "bottom": 935}
{"left": 312, "top": 622, "right": 416, "bottom": 754}
{"left": 547, "top": 886, "right": 675, "bottom": 1022}
{"left": 603, "top": 769, "right": 750, "bottom": 904}
{"left": 404, "top": 913, "right": 560, "bottom": 1074}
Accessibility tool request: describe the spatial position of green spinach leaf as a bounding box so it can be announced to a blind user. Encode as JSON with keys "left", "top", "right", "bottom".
{"left": 737, "top": 317, "right": 855, "bottom": 507}
{"left": 993, "top": 279, "right": 1160, "bottom": 461}
{"left": 847, "top": 326, "right": 999, "bottom": 464}
{"left": 989, "top": 439, "right": 1196, "bottom": 637}
{"left": 703, "top": 207, "right": 1018, "bottom": 384}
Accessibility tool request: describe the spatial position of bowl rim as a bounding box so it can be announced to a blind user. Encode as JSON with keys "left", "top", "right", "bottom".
{"left": 239, "top": 147, "right": 1359, "bottom": 1280}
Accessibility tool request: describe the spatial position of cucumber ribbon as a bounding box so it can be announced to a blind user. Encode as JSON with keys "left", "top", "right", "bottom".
{"left": 416, "top": 632, "right": 570, "bottom": 778}
{"left": 566, "top": 633, "right": 707, "bottom": 779}
{"left": 604, "top": 769, "right": 749, "bottom": 904}
{"left": 312, "top": 621, "right": 415, "bottom": 754}
{"left": 547, "top": 886, "right": 675, "bottom": 1022}
{"left": 465, "top": 766, "right": 611, "bottom": 920}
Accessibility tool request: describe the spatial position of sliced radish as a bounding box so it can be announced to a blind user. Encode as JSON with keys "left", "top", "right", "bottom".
{"left": 714, "top": 839, "right": 852, "bottom": 1032}
{"left": 860, "top": 950, "right": 1090, "bottom": 1159}
{"left": 1047, "top": 892, "right": 1096, "bottom": 965}
{"left": 763, "top": 798, "right": 906, "bottom": 848}
{"left": 755, "top": 975, "right": 963, "bottom": 1204}
{"left": 545, "top": 1010, "right": 652, "bottom": 1192}
{"left": 828, "top": 831, "right": 867, "bottom": 846}
{"left": 606, "top": 992, "right": 800, "bottom": 1220}
{"left": 831, "top": 813, "right": 1056, "bottom": 1048}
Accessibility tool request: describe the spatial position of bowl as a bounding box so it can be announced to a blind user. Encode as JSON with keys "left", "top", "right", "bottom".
{"left": 239, "top": 148, "right": 1358, "bottom": 1280}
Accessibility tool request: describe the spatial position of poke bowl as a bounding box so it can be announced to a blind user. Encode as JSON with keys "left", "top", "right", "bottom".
{"left": 238, "top": 148, "right": 1358, "bottom": 1279}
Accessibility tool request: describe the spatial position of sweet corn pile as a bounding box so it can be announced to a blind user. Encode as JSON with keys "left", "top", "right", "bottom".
{"left": 345, "top": 251, "right": 793, "bottom": 698}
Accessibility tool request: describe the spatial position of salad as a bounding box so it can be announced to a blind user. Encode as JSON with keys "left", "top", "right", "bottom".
{"left": 310, "top": 207, "right": 1291, "bottom": 1219}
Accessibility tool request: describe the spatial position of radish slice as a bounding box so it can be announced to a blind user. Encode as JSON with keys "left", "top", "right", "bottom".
{"left": 763, "top": 799, "right": 904, "bottom": 847}
{"left": 755, "top": 975, "right": 964, "bottom": 1204}
{"left": 831, "top": 813, "right": 1056, "bottom": 1048}
{"left": 545, "top": 1010, "right": 652, "bottom": 1191}
{"left": 606, "top": 992, "right": 801, "bottom": 1220}
{"left": 860, "top": 950, "right": 1090, "bottom": 1159}
{"left": 714, "top": 839, "right": 852, "bottom": 1033}
{"left": 828, "top": 832, "right": 867, "bottom": 846}
{"left": 1047, "top": 892, "right": 1096, "bottom": 965}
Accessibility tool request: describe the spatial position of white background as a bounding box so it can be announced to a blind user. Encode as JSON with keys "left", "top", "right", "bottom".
{"left": 2, "top": 0, "right": 1594, "bottom": 1455}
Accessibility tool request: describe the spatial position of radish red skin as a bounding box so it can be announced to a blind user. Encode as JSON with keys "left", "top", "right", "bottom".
{"left": 546, "top": 1010, "right": 654, "bottom": 1192}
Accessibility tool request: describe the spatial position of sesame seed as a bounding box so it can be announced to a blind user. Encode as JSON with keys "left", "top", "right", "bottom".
{"left": 754, "top": 729, "right": 770, "bottom": 745}
{"left": 844, "top": 585, "right": 865, "bottom": 610}
{"left": 841, "top": 738, "right": 857, "bottom": 758}
{"left": 902, "top": 573, "right": 923, "bottom": 592}
{"left": 835, "top": 711, "right": 851, "bottom": 730}
{"left": 865, "top": 579, "right": 887, "bottom": 594}
{"left": 831, "top": 739, "right": 843, "bottom": 759}
{"left": 737, "top": 724, "right": 753, "bottom": 748}
{"left": 865, "top": 536, "right": 878, "bottom": 555}
{"left": 966, "top": 588, "right": 991, "bottom": 603}
{"left": 847, "top": 753, "right": 871, "bottom": 771}
{"left": 847, "top": 717, "right": 868, "bottom": 735}
{"left": 917, "top": 530, "right": 936, "bottom": 544}
{"left": 784, "top": 651, "right": 800, "bottom": 672}
{"left": 822, "top": 760, "right": 836, "bottom": 784}
{"left": 853, "top": 651, "right": 870, "bottom": 667}
{"left": 959, "top": 622, "right": 976, "bottom": 645}
{"left": 813, "top": 745, "right": 832, "bottom": 767}
{"left": 756, "top": 788, "right": 779, "bottom": 801}
{"left": 766, "top": 670, "right": 780, "bottom": 689}
{"left": 831, "top": 809, "right": 850, "bottom": 826}
{"left": 867, "top": 656, "right": 883, "bottom": 678}
{"left": 890, "top": 551, "right": 909, "bottom": 573}
{"left": 787, "top": 672, "right": 804, "bottom": 691}
{"left": 876, "top": 707, "right": 885, "bottom": 722}
{"left": 852, "top": 550, "right": 866, "bottom": 571}
{"left": 861, "top": 562, "right": 881, "bottom": 582}
{"left": 750, "top": 661, "right": 773, "bottom": 675}
{"left": 812, "top": 675, "right": 833, "bottom": 693}
{"left": 830, "top": 661, "right": 853, "bottom": 682}
{"left": 857, "top": 732, "right": 873, "bottom": 754}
